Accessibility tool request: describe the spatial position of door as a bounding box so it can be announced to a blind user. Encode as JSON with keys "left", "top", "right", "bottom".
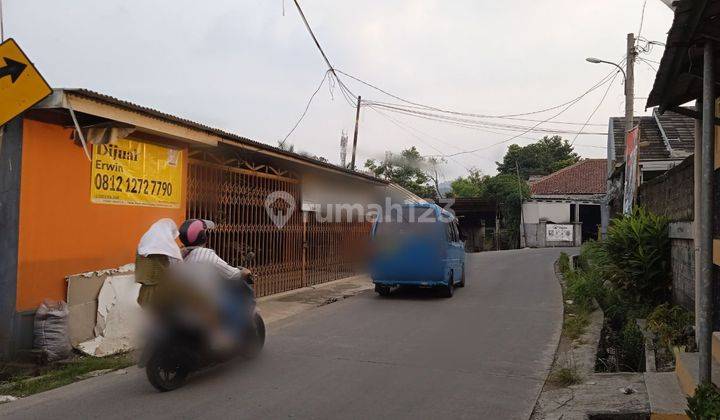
{"left": 445, "top": 220, "right": 465, "bottom": 283}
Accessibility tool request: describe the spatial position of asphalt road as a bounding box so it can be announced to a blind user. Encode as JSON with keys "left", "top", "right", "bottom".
{"left": 1, "top": 248, "right": 564, "bottom": 420}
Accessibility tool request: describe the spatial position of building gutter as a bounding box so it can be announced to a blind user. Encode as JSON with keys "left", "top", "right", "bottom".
{"left": 35, "top": 90, "right": 221, "bottom": 146}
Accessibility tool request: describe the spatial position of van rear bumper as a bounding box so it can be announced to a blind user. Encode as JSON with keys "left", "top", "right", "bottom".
{"left": 372, "top": 278, "right": 446, "bottom": 287}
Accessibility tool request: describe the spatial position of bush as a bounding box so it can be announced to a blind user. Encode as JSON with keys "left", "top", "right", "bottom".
{"left": 647, "top": 303, "right": 694, "bottom": 349}
{"left": 566, "top": 269, "right": 602, "bottom": 313}
{"left": 558, "top": 252, "right": 571, "bottom": 274}
{"left": 603, "top": 207, "right": 671, "bottom": 306}
{"left": 619, "top": 321, "right": 645, "bottom": 372}
{"left": 687, "top": 383, "right": 720, "bottom": 420}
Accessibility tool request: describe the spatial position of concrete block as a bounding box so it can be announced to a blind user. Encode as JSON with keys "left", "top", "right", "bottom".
{"left": 644, "top": 372, "right": 688, "bottom": 419}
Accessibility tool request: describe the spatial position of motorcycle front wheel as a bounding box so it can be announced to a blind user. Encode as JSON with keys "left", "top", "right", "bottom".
{"left": 242, "top": 313, "right": 266, "bottom": 359}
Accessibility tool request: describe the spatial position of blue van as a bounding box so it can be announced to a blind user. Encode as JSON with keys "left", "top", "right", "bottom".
{"left": 370, "top": 203, "right": 466, "bottom": 297}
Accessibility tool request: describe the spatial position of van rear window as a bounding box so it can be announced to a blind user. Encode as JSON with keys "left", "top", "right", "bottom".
{"left": 374, "top": 207, "right": 441, "bottom": 238}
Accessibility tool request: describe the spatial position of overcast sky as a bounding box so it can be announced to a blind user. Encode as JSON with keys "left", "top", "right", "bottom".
{"left": 6, "top": 0, "right": 673, "bottom": 181}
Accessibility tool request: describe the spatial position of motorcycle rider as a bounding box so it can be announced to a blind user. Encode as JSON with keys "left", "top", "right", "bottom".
{"left": 178, "top": 219, "right": 254, "bottom": 347}
{"left": 178, "top": 219, "right": 252, "bottom": 283}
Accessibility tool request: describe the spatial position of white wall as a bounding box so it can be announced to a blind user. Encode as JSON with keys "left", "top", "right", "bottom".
{"left": 522, "top": 202, "right": 571, "bottom": 224}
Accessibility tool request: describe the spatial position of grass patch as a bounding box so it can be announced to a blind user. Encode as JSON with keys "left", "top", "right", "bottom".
{"left": 564, "top": 311, "right": 590, "bottom": 340}
{"left": 548, "top": 367, "right": 582, "bottom": 387}
{"left": 0, "top": 353, "right": 133, "bottom": 397}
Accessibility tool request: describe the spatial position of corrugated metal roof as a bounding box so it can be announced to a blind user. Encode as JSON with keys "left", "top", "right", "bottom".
{"left": 59, "top": 88, "right": 387, "bottom": 184}
{"left": 610, "top": 109, "right": 694, "bottom": 162}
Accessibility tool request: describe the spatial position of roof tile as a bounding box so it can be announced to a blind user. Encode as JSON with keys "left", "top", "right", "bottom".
{"left": 530, "top": 159, "right": 607, "bottom": 195}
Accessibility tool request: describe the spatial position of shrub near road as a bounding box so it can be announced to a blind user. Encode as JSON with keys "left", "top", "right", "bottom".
{"left": 559, "top": 207, "right": 687, "bottom": 373}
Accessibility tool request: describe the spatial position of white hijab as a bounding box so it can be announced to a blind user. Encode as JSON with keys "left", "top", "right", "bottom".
{"left": 137, "top": 218, "right": 183, "bottom": 261}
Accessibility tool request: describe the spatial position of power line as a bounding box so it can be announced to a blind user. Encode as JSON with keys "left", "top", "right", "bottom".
{"left": 571, "top": 71, "right": 621, "bottom": 145}
{"left": 638, "top": 57, "right": 658, "bottom": 72}
{"left": 364, "top": 101, "right": 609, "bottom": 135}
{"left": 282, "top": 70, "right": 330, "bottom": 142}
{"left": 370, "top": 107, "right": 474, "bottom": 172}
{"left": 291, "top": 0, "right": 357, "bottom": 108}
{"left": 336, "top": 65, "right": 622, "bottom": 120}
{"left": 636, "top": 0, "right": 648, "bottom": 45}
{"left": 442, "top": 74, "right": 617, "bottom": 158}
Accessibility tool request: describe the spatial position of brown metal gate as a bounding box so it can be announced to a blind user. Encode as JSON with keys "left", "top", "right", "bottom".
{"left": 187, "top": 154, "right": 370, "bottom": 297}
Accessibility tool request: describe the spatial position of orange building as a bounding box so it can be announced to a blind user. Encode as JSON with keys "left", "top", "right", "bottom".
{"left": 0, "top": 89, "right": 415, "bottom": 357}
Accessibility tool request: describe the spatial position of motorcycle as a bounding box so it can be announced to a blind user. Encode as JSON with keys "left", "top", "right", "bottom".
{"left": 139, "top": 256, "right": 265, "bottom": 392}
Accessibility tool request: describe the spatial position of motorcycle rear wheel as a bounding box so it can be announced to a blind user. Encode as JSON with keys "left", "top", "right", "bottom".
{"left": 146, "top": 350, "right": 190, "bottom": 392}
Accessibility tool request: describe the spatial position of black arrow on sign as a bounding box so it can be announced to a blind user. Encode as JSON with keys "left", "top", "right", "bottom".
{"left": 0, "top": 57, "right": 27, "bottom": 83}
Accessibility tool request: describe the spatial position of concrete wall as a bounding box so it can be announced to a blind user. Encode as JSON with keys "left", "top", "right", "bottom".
{"left": 637, "top": 158, "right": 694, "bottom": 313}
{"left": 637, "top": 156, "right": 694, "bottom": 221}
{"left": 522, "top": 201, "right": 571, "bottom": 224}
{"left": 523, "top": 220, "right": 582, "bottom": 248}
{"left": 671, "top": 236, "right": 695, "bottom": 311}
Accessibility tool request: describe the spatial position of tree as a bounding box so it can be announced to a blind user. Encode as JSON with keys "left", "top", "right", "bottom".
{"left": 449, "top": 168, "right": 530, "bottom": 248}
{"left": 449, "top": 169, "right": 488, "bottom": 198}
{"left": 483, "top": 174, "right": 530, "bottom": 247}
{"left": 277, "top": 140, "right": 328, "bottom": 162}
{"left": 365, "top": 146, "right": 438, "bottom": 198}
{"left": 495, "top": 136, "right": 579, "bottom": 179}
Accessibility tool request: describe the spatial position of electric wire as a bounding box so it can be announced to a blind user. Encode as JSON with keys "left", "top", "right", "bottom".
{"left": 571, "top": 71, "right": 621, "bottom": 145}
{"left": 369, "top": 106, "right": 475, "bottom": 171}
{"left": 337, "top": 65, "right": 622, "bottom": 120}
{"left": 282, "top": 70, "right": 330, "bottom": 142}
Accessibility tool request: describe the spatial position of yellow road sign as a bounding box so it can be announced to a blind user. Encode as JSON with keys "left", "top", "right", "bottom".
{"left": 0, "top": 38, "right": 52, "bottom": 127}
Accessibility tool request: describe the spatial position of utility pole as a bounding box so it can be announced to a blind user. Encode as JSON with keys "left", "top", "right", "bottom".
{"left": 350, "top": 96, "right": 361, "bottom": 170}
{"left": 625, "top": 33, "right": 635, "bottom": 142}
{"left": 515, "top": 161, "right": 527, "bottom": 248}
{"left": 0, "top": 0, "right": 5, "bottom": 42}
{"left": 340, "top": 130, "right": 348, "bottom": 168}
{"left": 698, "top": 40, "right": 716, "bottom": 385}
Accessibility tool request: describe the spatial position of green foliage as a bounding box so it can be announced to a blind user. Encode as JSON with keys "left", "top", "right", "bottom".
{"left": 0, "top": 353, "right": 133, "bottom": 397}
{"left": 687, "top": 383, "right": 720, "bottom": 420}
{"left": 602, "top": 207, "right": 671, "bottom": 306}
{"left": 548, "top": 367, "right": 582, "bottom": 387}
{"left": 563, "top": 311, "right": 590, "bottom": 340}
{"left": 558, "top": 252, "right": 571, "bottom": 274}
{"left": 448, "top": 171, "right": 529, "bottom": 247}
{"left": 619, "top": 321, "right": 645, "bottom": 371}
{"left": 647, "top": 303, "right": 694, "bottom": 349}
{"left": 566, "top": 268, "right": 603, "bottom": 313}
{"left": 495, "top": 135, "right": 579, "bottom": 179}
{"left": 449, "top": 169, "right": 487, "bottom": 198}
{"left": 365, "top": 147, "right": 437, "bottom": 198}
{"left": 483, "top": 174, "right": 530, "bottom": 247}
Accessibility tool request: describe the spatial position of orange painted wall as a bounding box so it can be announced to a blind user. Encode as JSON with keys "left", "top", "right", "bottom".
{"left": 17, "top": 119, "right": 187, "bottom": 311}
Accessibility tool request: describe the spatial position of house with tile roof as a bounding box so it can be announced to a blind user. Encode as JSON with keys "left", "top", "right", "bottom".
{"left": 521, "top": 159, "right": 607, "bottom": 248}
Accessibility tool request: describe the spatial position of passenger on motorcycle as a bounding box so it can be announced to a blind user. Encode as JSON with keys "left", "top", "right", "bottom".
{"left": 135, "top": 218, "right": 184, "bottom": 307}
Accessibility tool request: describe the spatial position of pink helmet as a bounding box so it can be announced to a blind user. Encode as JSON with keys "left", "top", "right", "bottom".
{"left": 179, "top": 219, "right": 216, "bottom": 247}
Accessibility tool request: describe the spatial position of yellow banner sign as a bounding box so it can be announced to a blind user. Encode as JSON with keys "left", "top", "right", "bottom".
{"left": 91, "top": 139, "right": 183, "bottom": 208}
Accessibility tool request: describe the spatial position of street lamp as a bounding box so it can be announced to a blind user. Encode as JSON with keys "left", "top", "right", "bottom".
{"left": 585, "top": 55, "right": 633, "bottom": 140}
{"left": 585, "top": 57, "right": 626, "bottom": 81}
